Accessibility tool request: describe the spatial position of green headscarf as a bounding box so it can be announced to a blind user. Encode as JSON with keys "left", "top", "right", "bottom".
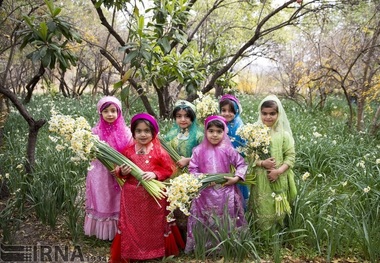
{"left": 165, "top": 100, "right": 203, "bottom": 157}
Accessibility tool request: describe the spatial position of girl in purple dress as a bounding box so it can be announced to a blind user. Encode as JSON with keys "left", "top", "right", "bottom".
{"left": 84, "top": 96, "right": 133, "bottom": 240}
{"left": 185, "top": 115, "right": 248, "bottom": 253}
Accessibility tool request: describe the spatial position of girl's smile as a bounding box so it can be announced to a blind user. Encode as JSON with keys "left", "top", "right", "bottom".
{"left": 206, "top": 126, "right": 224, "bottom": 145}
{"left": 261, "top": 107, "right": 278, "bottom": 127}
{"left": 220, "top": 105, "right": 235, "bottom": 122}
{"left": 101, "top": 104, "right": 118, "bottom": 124}
{"left": 175, "top": 109, "right": 192, "bottom": 129}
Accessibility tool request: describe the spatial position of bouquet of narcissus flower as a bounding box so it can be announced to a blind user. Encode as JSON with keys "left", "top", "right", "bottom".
{"left": 193, "top": 92, "right": 219, "bottom": 122}
{"left": 236, "top": 122, "right": 271, "bottom": 161}
{"left": 165, "top": 172, "right": 253, "bottom": 222}
{"left": 48, "top": 109, "right": 166, "bottom": 203}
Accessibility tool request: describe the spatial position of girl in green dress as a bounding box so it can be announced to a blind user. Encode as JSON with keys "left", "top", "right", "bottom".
{"left": 164, "top": 100, "right": 204, "bottom": 239}
{"left": 165, "top": 100, "right": 204, "bottom": 169}
{"left": 248, "top": 95, "right": 297, "bottom": 231}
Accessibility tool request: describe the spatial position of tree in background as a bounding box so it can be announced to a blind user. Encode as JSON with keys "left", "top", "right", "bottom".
{"left": 273, "top": 1, "right": 380, "bottom": 134}
{"left": 89, "top": 0, "right": 342, "bottom": 118}
{"left": 0, "top": 0, "right": 82, "bottom": 173}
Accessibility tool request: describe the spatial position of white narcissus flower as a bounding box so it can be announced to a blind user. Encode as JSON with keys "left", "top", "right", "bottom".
{"left": 363, "top": 186, "right": 371, "bottom": 193}
{"left": 356, "top": 160, "right": 365, "bottom": 169}
{"left": 302, "top": 172, "right": 310, "bottom": 181}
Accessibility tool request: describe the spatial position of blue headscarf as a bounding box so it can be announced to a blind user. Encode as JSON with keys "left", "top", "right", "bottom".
{"left": 219, "top": 95, "right": 246, "bottom": 149}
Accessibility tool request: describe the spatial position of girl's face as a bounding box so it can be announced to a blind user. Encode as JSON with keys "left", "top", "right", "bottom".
{"left": 175, "top": 109, "right": 192, "bottom": 129}
{"left": 134, "top": 122, "right": 153, "bottom": 146}
{"left": 206, "top": 125, "right": 224, "bottom": 145}
{"left": 101, "top": 104, "right": 118, "bottom": 124}
{"left": 220, "top": 104, "right": 235, "bottom": 122}
{"left": 261, "top": 107, "right": 278, "bottom": 127}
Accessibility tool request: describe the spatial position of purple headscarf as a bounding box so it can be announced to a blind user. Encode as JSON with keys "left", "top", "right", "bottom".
{"left": 131, "top": 113, "right": 159, "bottom": 138}
{"left": 93, "top": 96, "right": 133, "bottom": 152}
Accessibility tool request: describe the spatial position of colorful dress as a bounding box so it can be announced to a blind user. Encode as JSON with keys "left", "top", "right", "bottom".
{"left": 248, "top": 95, "right": 297, "bottom": 231}
{"left": 219, "top": 94, "right": 249, "bottom": 210}
{"left": 84, "top": 96, "right": 133, "bottom": 240}
{"left": 117, "top": 142, "right": 183, "bottom": 261}
{"left": 185, "top": 115, "right": 248, "bottom": 253}
{"left": 164, "top": 100, "right": 204, "bottom": 239}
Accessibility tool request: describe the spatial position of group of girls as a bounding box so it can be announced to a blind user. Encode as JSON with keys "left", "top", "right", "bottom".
{"left": 84, "top": 94, "right": 296, "bottom": 262}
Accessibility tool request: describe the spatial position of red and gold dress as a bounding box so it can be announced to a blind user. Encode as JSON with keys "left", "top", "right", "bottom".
{"left": 110, "top": 142, "right": 184, "bottom": 262}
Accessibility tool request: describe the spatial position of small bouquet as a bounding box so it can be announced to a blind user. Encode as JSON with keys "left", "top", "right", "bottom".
{"left": 236, "top": 122, "right": 271, "bottom": 162}
{"left": 193, "top": 91, "right": 219, "bottom": 123}
{"left": 236, "top": 122, "right": 290, "bottom": 216}
{"left": 166, "top": 172, "right": 236, "bottom": 222}
{"left": 48, "top": 109, "right": 166, "bottom": 204}
{"left": 272, "top": 191, "right": 291, "bottom": 216}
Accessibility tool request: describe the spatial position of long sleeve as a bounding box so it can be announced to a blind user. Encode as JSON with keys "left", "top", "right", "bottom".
{"left": 228, "top": 147, "right": 247, "bottom": 180}
{"left": 188, "top": 148, "right": 200, "bottom": 174}
{"left": 153, "top": 146, "right": 176, "bottom": 181}
{"left": 282, "top": 131, "right": 295, "bottom": 168}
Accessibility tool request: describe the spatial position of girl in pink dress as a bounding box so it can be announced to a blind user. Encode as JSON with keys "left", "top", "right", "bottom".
{"left": 84, "top": 96, "right": 133, "bottom": 240}
{"left": 185, "top": 115, "right": 248, "bottom": 253}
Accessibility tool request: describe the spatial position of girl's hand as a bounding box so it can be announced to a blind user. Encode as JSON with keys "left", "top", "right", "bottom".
{"left": 120, "top": 164, "right": 132, "bottom": 176}
{"left": 142, "top": 172, "right": 157, "bottom": 181}
{"left": 176, "top": 157, "right": 190, "bottom": 168}
{"left": 223, "top": 176, "right": 240, "bottom": 186}
{"left": 262, "top": 157, "right": 276, "bottom": 170}
{"left": 267, "top": 169, "right": 281, "bottom": 182}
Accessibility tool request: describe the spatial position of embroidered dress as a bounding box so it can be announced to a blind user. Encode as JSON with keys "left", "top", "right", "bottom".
{"left": 164, "top": 100, "right": 204, "bottom": 239}
{"left": 84, "top": 96, "right": 133, "bottom": 240}
{"left": 110, "top": 113, "right": 184, "bottom": 262}
{"left": 118, "top": 144, "right": 174, "bottom": 260}
{"left": 185, "top": 115, "right": 248, "bottom": 253}
{"left": 248, "top": 95, "right": 297, "bottom": 231}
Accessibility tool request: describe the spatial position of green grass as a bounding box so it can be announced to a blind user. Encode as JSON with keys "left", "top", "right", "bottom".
{"left": 1, "top": 93, "right": 379, "bottom": 262}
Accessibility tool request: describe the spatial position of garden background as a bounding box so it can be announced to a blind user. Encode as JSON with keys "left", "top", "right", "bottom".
{"left": 1, "top": 0, "right": 380, "bottom": 262}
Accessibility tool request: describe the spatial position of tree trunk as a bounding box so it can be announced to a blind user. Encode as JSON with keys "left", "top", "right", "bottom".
{"left": 356, "top": 95, "right": 365, "bottom": 132}
{"left": 23, "top": 63, "right": 45, "bottom": 104}
{"left": 0, "top": 84, "right": 46, "bottom": 174}
{"left": 26, "top": 118, "right": 46, "bottom": 173}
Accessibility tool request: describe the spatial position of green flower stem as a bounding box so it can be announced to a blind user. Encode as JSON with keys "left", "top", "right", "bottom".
{"left": 94, "top": 139, "right": 166, "bottom": 203}
{"left": 158, "top": 136, "right": 189, "bottom": 173}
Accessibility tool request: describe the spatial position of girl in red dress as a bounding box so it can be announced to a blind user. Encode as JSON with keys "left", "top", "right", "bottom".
{"left": 110, "top": 113, "right": 184, "bottom": 262}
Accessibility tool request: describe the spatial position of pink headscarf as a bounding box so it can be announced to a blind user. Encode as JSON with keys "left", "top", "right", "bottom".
{"left": 194, "top": 115, "right": 235, "bottom": 173}
{"left": 93, "top": 96, "right": 133, "bottom": 152}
